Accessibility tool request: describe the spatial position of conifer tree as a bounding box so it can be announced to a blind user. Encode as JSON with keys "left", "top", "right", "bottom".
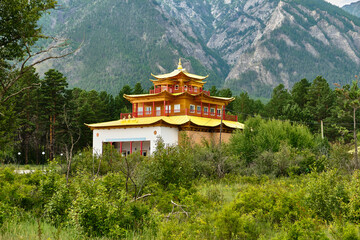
{"left": 305, "top": 76, "right": 335, "bottom": 137}
{"left": 39, "top": 69, "right": 68, "bottom": 161}
{"left": 336, "top": 79, "right": 360, "bottom": 168}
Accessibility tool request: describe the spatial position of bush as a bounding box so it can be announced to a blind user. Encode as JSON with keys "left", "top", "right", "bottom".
{"left": 284, "top": 217, "right": 328, "bottom": 240}
{"left": 305, "top": 170, "right": 349, "bottom": 222}
{"left": 69, "top": 174, "right": 153, "bottom": 238}
{"left": 251, "top": 144, "right": 325, "bottom": 177}
{"left": 346, "top": 170, "right": 360, "bottom": 223}
{"left": 328, "top": 142, "right": 353, "bottom": 172}
{"left": 147, "top": 138, "right": 195, "bottom": 189}
{"left": 229, "top": 116, "right": 315, "bottom": 166}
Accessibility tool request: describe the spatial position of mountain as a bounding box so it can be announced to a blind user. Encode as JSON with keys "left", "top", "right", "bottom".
{"left": 343, "top": 1, "right": 360, "bottom": 17}
{"left": 39, "top": 0, "right": 360, "bottom": 97}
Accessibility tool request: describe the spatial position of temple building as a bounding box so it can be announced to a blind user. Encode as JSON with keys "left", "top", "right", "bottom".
{"left": 86, "top": 60, "right": 244, "bottom": 156}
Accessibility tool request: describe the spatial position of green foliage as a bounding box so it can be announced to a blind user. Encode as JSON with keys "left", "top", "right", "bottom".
{"left": 229, "top": 116, "right": 315, "bottom": 166}
{"left": 148, "top": 137, "right": 195, "bottom": 189}
{"left": 305, "top": 170, "right": 349, "bottom": 222}
{"left": 283, "top": 217, "right": 328, "bottom": 240}
{"left": 69, "top": 174, "right": 152, "bottom": 238}
{"left": 0, "top": 0, "right": 56, "bottom": 61}
{"left": 306, "top": 76, "right": 335, "bottom": 122}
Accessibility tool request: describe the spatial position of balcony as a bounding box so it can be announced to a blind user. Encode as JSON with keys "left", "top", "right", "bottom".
{"left": 121, "top": 109, "right": 238, "bottom": 121}
{"left": 149, "top": 87, "right": 210, "bottom": 96}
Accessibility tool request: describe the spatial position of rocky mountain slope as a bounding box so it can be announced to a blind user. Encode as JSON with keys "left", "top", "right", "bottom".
{"left": 343, "top": 1, "right": 360, "bottom": 17}
{"left": 40, "top": 0, "right": 360, "bottom": 97}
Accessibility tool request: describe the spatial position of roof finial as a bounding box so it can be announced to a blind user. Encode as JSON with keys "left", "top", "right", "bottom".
{"left": 177, "top": 58, "right": 183, "bottom": 70}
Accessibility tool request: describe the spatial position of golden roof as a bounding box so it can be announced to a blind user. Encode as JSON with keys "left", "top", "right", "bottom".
{"left": 151, "top": 59, "right": 208, "bottom": 81}
{"left": 86, "top": 115, "right": 243, "bottom": 130}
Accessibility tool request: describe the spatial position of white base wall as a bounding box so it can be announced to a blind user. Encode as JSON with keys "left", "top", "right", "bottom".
{"left": 93, "top": 126, "right": 179, "bottom": 155}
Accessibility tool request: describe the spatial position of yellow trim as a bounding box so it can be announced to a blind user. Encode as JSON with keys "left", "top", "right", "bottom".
{"left": 152, "top": 69, "right": 208, "bottom": 80}
{"left": 86, "top": 115, "right": 244, "bottom": 130}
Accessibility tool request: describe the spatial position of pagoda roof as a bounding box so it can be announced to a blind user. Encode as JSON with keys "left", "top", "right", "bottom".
{"left": 151, "top": 59, "right": 208, "bottom": 81}
{"left": 86, "top": 115, "right": 244, "bottom": 130}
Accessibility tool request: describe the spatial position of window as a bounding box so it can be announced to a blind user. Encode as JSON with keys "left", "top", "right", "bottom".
{"left": 190, "top": 104, "right": 195, "bottom": 113}
{"left": 194, "top": 87, "right": 198, "bottom": 92}
{"left": 145, "top": 106, "right": 152, "bottom": 115}
{"left": 175, "top": 85, "right": 179, "bottom": 90}
{"left": 184, "top": 85, "right": 188, "bottom": 91}
{"left": 138, "top": 107, "right": 143, "bottom": 116}
{"left": 165, "top": 105, "right": 171, "bottom": 114}
{"left": 204, "top": 106, "right": 208, "bottom": 114}
{"left": 174, "top": 104, "right": 180, "bottom": 113}
{"left": 217, "top": 108, "right": 222, "bottom": 116}
{"left": 210, "top": 108, "right": 215, "bottom": 116}
{"left": 197, "top": 105, "right": 201, "bottom": 114}
{"left": 156, "top": 106, "right": 161, "bottom": 116}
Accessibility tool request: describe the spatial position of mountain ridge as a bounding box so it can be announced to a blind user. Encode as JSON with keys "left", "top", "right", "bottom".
{"left": 39, "top": 0, "right": 360, "bottom": 97}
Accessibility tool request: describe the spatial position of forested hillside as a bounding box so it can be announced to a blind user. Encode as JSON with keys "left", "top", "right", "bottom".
{"left": 39, "top": 0, "right": 360, "bottom": 97}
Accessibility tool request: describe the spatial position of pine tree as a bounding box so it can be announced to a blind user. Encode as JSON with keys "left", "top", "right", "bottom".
{"left": 39, "top": 69, "right": 68, "bottom": 161}
{"left": 336, "top": 79, "right": 360, "bottom": 168}
{"left": 305, "top": 76, "right": 335, "bottom": 137}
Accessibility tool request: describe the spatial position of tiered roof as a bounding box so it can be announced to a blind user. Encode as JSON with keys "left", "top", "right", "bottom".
{"left": 86, "top": 115, "right": 243, "bottom": 130}
{"left": 151, "top": 59, "right": 208, "bottom": 81}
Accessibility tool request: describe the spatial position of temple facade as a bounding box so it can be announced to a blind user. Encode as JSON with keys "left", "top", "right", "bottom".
{"left": 87, "top": 60, "right": 244, "bottom": 156}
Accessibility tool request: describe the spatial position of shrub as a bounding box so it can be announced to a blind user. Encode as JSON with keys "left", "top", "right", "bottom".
{"left": 305, "top": 170, "right": 349, "bottom": 222}
{"left": 284, "top": 217, "right": 328, "bottom": 240}
{"left": 229, "top": 116, "right": 315, "bottom": 165}
{"left": 148, "top": 138, "right": 194, "bottom": 189}
{"left": 69, "top": 174, "right": 152, "bottom": 238}
{"left": 346, "top": 170, "right": 360, "bottom": 223}
{"left": 44, "top": 182, "right": 72, "bottom": 226}
{"left": 216, "top": 212, "right": 261, "bottom": 240}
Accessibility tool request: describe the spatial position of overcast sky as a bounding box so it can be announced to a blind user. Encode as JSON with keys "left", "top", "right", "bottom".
{"left": 325, "top": 0, "right": 359, "bottom": 7}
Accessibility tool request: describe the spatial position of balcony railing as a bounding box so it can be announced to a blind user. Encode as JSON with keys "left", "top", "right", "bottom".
{"left": 121, "top": 109, "right": 238, "bottom": 121}
{"left": 149, "top": 87, "right": 210, "bottom": 96}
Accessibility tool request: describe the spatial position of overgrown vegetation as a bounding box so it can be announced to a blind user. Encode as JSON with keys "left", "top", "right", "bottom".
{"left": 1, "top": 118, "right": 360, "bottom": 239}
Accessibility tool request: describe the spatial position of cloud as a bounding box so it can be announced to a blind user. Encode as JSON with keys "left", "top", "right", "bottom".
{"left": 325, "top": 0, "right": 359, "bottom": 7}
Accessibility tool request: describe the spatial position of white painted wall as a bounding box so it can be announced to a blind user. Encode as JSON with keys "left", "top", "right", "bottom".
{"left": 92, "top": 126, "right": 179, "bottom": 155}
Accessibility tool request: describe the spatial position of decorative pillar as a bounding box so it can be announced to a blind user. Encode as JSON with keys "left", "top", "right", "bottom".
{"left": 215, "top": 105, "right": 218, "bottom": 119}
{"left": 140, "top": 141, "right": 143, "bottom": 156}
{"left": 208, "top": 103, "right": 210, "bottom": 116}
{"left": 120, "top": 142, "right": 123, "bottom": 155}
{"left": 153, "top": 101, "right": 155, "bottom": 116}
{"left": 143, "top": 102, "right": 145, "bottom": 116}
{"left": 201, "top": 102, "right": 203, "bottom": 117}
{"left": 130, "top": 142, "right": 133, "bottom": 154}
{"left": 163, "top": 100, "right": 166, "bottom": 116}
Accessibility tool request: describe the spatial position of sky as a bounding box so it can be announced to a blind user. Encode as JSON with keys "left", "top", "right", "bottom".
{"left": 325, "top": 0, "right": 359, "bottom": 7}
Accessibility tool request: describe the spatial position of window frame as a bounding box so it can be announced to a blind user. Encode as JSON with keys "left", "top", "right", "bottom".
{"left": 174, "top": 104, "right": 180, "bottom": 113}
{"left": 204, "top": 106, "right": 208, "bottom": 114}
{"left": 190, "top": 104, "right": 195, "bottom": 113}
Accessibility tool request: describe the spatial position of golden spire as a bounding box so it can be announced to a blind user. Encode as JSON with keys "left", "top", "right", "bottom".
{"left": 177, "top": 58, "right": 183, "bottom": 70}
